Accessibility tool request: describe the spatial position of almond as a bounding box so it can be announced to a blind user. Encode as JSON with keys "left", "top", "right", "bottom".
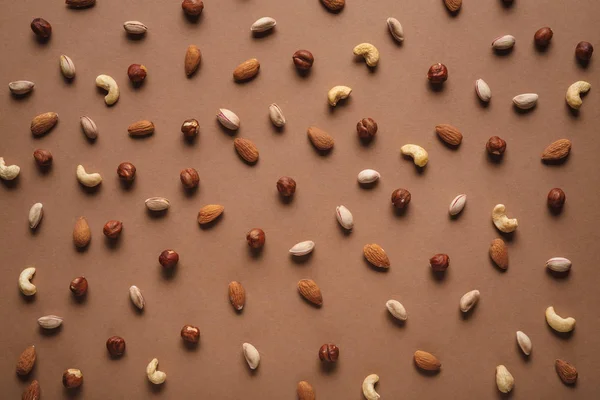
{"left": 73, "top": 216, "right": 91, "bottom": 248}
{"left": 435, "top": 124, "right": 463, "bottom": 146}
{"left": 444, "top": 0, "right": 462, "bottom": 12}
{"left": 184, "top": 45, "right": 201, "bottom": 76}
{"left": 414, "top": 350, "right": 441, "bottom": 371}
{"left": 233, "top": 138, "right": 259, "bottom": 163}
{"left": 233, "top": 58, "right": 260, "bottom": 82}
{"left": 297, "top": 381, "right": 316, "bottom": 400}
{"left": 128, "top": 120, "right": 154, "bottom": 137}
{"left": 489, "top": 238, "right": 508, "bottom": 270}
{"left": 228, "top": 281, "right": 245, "bottom": 310}
{"left": 22, "top": 380, "right": 40, "bottom": 400}
{"left": 297, "top": 279, "right": 323, "bottom": 306}
{"left": 363, "top": 244, "right": 390, "bottom": 268}
{"left": 321, "top": 0, "right": 345, "bottom": 11}
{"left": 16, "top": 345, "right": 36, "bottom": 376}
{"left": 31, "top": 112, "right": 58, "bottom": 136}
{"left": 307, "top": 126, "right": 334, "bottom": 151}
{"left": 542, "top": 139, "right": 571, "bottom": 162}
{"left": 555, "top": 359, "right": 577, "bottom": 385}
{"left": 197, "top": 204, "right": 224, "bottom": 225}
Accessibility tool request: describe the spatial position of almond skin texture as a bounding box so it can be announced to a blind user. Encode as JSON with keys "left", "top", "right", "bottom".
{"left": 128, "top": 120, "right": 154, "bottom": 137}
{"left": 22, "top": 380, "right": 40, "bottom": 400}
{"left": 542, "top": 139, "right": 572, "bottom": 162}
{"left": 297, "top": 279, "right": 323, "bottom": 306}
{"left": 444, "top": 0, "right": 462, "bottom": 12}
{"left": 363, "top": 244, "right": 390, "bottom": 268}
{"left": 233, "top": 58, "right": 260, "bottom": 82}
{"left": 16, "top": 345, "right": 36, "bottom": 376}
{"left": 555, "top": 359, "right": 578, "bottom": 385}
{"left": 233, "top": 138, "right": 259, "bottom": 163}
{"left": 321, "top": 0, "right": 345, "bottom": 11}
{"left": 184, "top": 45, "right": 202, "bottom": 76}
{"left": 414, "top": 350, "right": 441, "bottom": 371}
{"left": 307, "top": 126, "right": 334, "bottom": 151}
{"left": 228, "top": 281, "right": 246, "bottom": 311}
{"left": 297, "top": 381, "right": 316, "bottom": 400}
{"left": 435, "top": 124, "right": 463, "bottom": 146}
{"left": 73, "top": 216, "right": 91, "bottom": 248}
{"left": 489, "top": 238, "right": 508, "bottom": 269}
{"left": 197, "top": 204, "right": 224, "bottom": 225}
{"left": 31, "top": 112, "right": 58, "bottom": 136}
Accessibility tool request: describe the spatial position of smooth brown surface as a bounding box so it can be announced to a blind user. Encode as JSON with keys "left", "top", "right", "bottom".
{"left": 1, "top": 1, "right": 599, "bottom": 399}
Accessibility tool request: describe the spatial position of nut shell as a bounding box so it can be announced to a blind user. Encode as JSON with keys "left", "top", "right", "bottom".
{"left": 180, "top": 168, "right": 200, "bottom": 189}
{"left": 489, "top": 238, "right": 508, "bottom": 269}
{"left": 106, "top": 336, "right": 126, "bottom": 357}
{"left": 246, "top": 228, "right": 266, "bottom": 249}
{"left": 575, "top": 41, "right": 593, "bottom": 61}
{"left": 117, "top": 162, "right": 136, "bottom": 181}
{"left": 127, "top": 64, "right": 147, "bottom": 84}
{"left": 181, "top": 325, "right": 200, "bottom": 343}
{"left": 534, "top": 27, "right": 553, "bottom": 47}
{"left": 31, "top": 18, "right": 52, "bottom": 38}
{"left": 127, "top": 120, "right": 154, "bottom": 137}
{"left": 31, "top": 112, "right": 58, "bottom": 136}
{"left": 70, "top": 276, "right": 88, "bottom": 297}
{"left": 181, "top": 0, "right": 204, "bottom": 16}
{"left": 435, "top": 124, "right": 463, "bottom": 146}
{"left": 234, "top": 138, "right": 259, "bottom": 163}
{"left": 486, "top": 136, "right": 506, "bottom": 156}
{"left": 541, "top": 139, "right": 571, "bottom": 162}
{"left": 321, "top": 0, "right": 345, "bottom": 11}
{"left": 555, "top": 359, "right": 578, "bottom": 385}
{"left": 277, "top": 176, "right": 296, "bottom": 197}
{"left": 159, "top": 250, "right": 179, "bottom": 268}
{"left": 292, "top": 50, "right": 314, "bottom": 70}
{"left": 297, "top": 381, "right": 316, "bottom": 400}
{"left": 391, "top": 188, "right": 411, "bottom": 209}
{"left": 427, "top": 63, "right": 448, "bottom": 83}
{"left": 181, "top": 118, "right": 200, "bottom": 138}
{"left": 429, "top": 254, "right": 450, "bottom": 271}
{"left": 33, "top": 149, "right": 53, "bottom": 167}
{"left": 62, "top": 369, "right": 83, "bottom": 389}
{"left": 103, "top": 220, "right": 123, "bottom": 239}
{"left": 547, "top": 188, "right": 566, "bottom": 211}
{"left": 357, "top": 118, "right": 378, "bottom": 140}
{"left": 318, "top": 344, "right": 339, "bottom": 362}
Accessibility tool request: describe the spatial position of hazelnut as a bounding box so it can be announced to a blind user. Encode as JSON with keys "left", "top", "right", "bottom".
{"left": 33, "top": 149, "right": 53, "bottom": 167}
{"left": 181, "top": 118, "right": 200, "bottom": 139}
{"left": 277, "top": 176, "right": 296, "bottom": 197}
{"left": 246, "top": 228, "right": 266, "bottom": 249}
{"left": 575, "top": 41, "right": 594, "bottom": 62}
{"left": 318, "top": 344, "right": 339, "bottom": 362}
{"left": 429, "top": 254, "right": 450, "bottom": 271}
{"left": 106, "top": 336, "right": 126, "bottom": 357}
{"left": 181, "top": 0, "right": 204, "bottom": 16}
{"left": 117, "top": 162, "right": 136, "bottom": 181}
{"left": 427, "top": 63, "right": 448, "bottom": 83}
{"left": 547, "top": 188, "right": 566, "bottom": 211}
{"left": 181, "top": 325, "right": 200, "bottom": 343}
{"left": 159, "top": 249, "right": 179, "bottom": 268}
{"left": 69, "top": 276, "right": 88, "bottom": 297}
{"left": 534, "top": 27, "right": 553, "bottom": 47}
{"left": 486, "top": 136, "right": 507, "bottom": 156}
{"left": 180, "top": 168, "right": 200, "bottom": 189}
{"left": 31, "top": 18, "right": 52, "bottom": 39}
{"left": 127, "top": 64, "right": 147, "bottom": 84}
{"left": 62, "top": 369, "right": 83, "bottom": 389}
{"left": 356, "top": 118, "right": 378, "bottom": 140}
{"left": 391, "top": 188, "right": 411, "bottom": 209}
{"left": 292, "top": 50, "right": 314, "bottom": 71}
{"left": 103, "top": 220, "right": 123, "bottom": 239}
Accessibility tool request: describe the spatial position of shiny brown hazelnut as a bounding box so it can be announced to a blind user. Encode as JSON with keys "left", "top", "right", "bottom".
{"left": 391, "top": 188, "right": 411, "bottom": 209}
{"left": 575, "top": 41, "right": 594, "bottom": 61}
{"left": 357, "top": 118, "right": 378, "bottom": 140}
{"left": 181, "top": 0, "right": 204, "bottom": 16}
{"left": 180, "top": 168, "right": 200, "bottom": 189}
{"left": 427, "top": 63, "right": 448, "bottom": 83}
{"left": 31, "top": 18, "right": 52, "bottom": 39}
{"left": 117, "top": 162, "right": 136, "bottom": 181}
{"left": 181, "top": 118, "right": 200, "bottom": 139}
{"left": 106, "top": 336, "right": 126, "bottom": 357}
{"left": 292, "top": 50, "right": 314, "bottom": 71}
{"left": 159, "top": 249, "right": 179, "bottom": 268}
{"left": 318, "top": 344, "right": 339, "bottom": 362}
{"left": 547, "top": 188, "right": 566, "bottom": 211}
{"left": 429, "top": 254, "right": 450, "bottom": 271}
{"left": 246, "top": 228, "right": 266, "bottom": 249}
{"left": 127, "top": 64, "right": 147, "bottom": 84}
{"left": 62, "top": 369, "right": 83, "bottom": 389}
{"left": 181, "top": 325, "right": 200, "bottom": 343}
{"left": 277, "top": 176, "right": 296, "bottom": 197}
{"left": 33, "top": 149, "right": 53, "bottom": 167}
{"left": 103, "top": 220, "right": 123, "bottom": 239}
{"left": 69, "top": 276, "right": 88, "bottom": 297}
{"left": 534, "top": 27, "right": 553, "bottom": 47}
{"left": 486, "top": 136, "right": 507, "bottom": 156}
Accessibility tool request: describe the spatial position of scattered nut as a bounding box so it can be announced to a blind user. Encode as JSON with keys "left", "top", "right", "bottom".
{"left": 19, "top": 267, "right": 37, "bottom": 296}
{"left": 492, "top": 35, "right": 516, "bottom": 50}
{"left": 277, "top": 176, "right": 296, "bottom": 197}
{"left": 297, "top": 381, "right": 316, "bottom": 400}
{"left": 31, "top": 112, "right": 59, "bottom": 136}
{"left": 268, "top": 103, "right": 286, "bottom": 127}
{"left": 233, "top": 58, "right": 260, "bottom": 82}
{"left": 180, "top": 168, "right": 200, "bottom": 189}
{"left": 146, "top": 358, "right": 166, "bottom": 384}
{"left": 449, "top": 194, "right": 466, "bottom": 216}
{"left": 486, "top": 136, "right": 506, "bottom": 156}
{"left": 8, "top": 80, "right": 35, "bottom": 95}
{"left": 427, "top": 63, "right": 448, "bottom": 83}
{"left": 184, "top": 45, "right": 202, "bottom": 76}
{"left": 31, "top": 18, "right": 52, "bottom": 39}
{"left": 414, "top": 350, "right": 441, "bottom": 371}
{"left": 542, "top": 139, "right": 571, "bottom": 162}
{"left": 459, "top": 289, "right": 480, "bottom": 312}
{"left": 545, "top": 306, "right": 575, "bottom": 332}
{"left": 292, "top": 50, "right": 314, "bottom": 71}
{"left": 243, "top": 343, "right": 260, "bottom": 369}
{"left": 127, "top": 64, "right": 147, "bottom": 84}
{"left": 289, "top": 240, "right": 315, "bottom": 256}
{"left": 197, "top": 204, "right": 224, "bottom": 224}
{"left": 327, "top": 85, "right": 352, "bottom": 106}
{"left": 159, "top": 250, "right": 179, "bottom": 268}
{"left": 357, "top": 118, "right": 378, "bottom": 140}
{"left": 59, "top": 55, "right": 76, "bottom": 79}
{"left": 73, "top": 216, "right": 91, "bottom": 248}
{"left": 22, "top": 380, "right": 40, "bottom": 400}
{"left": 33, "top": 149, "right": 53, "bottom": 167}
{"left": 391, "top": 188, "right": 411, "bottom": 209}
{"left": 435, "top": 124, "right": 463, "bottom": 146}
{"left": 307, "top": 126, "right": 334, "bottom": 151}
{"left": 38, "top": 315, "right": 63, "bottom": 329}
{"left": 430, "top": 254, "right": 450, "bottom": 272}
{"left": 0, "top": 157, "right": 20, "bottom": 180}
{"left": 363, "top": 243, "right": 390, "bottom": 269}
{"left": 401, "top": 144, "right": 429, "bottom": 167}
{"left": 319, "top": 344, "right": 339, "bottom": 362}
{"left": 181, "top": 0, "right": 204, "bottom": 16}
{"left": 516, "top": 331, "right": 532, "bottom": 356}
{"left": 181, "top": 118, "right": 200, "bottom": 138}
{"left": 335, "top": 205, "right": 354, "bottom": 230}
{"left": 321, "top": 0, "right": 344, "bottom": 11}
{"left": 129, "top": 285, "right": 145, "bottom": 310}
{"left": 298, "top": 279, "right": 323, "bottom": 306}
{"left": 123, "top": 21, "right": 147, "bottom": 35}
{"left": 28, "top": 203, "right": 43, "bottom": 229}
{"left": 555, "top": 359, "right": 578, "bottom": 385}
{"left": 69, "top": 276, "right": 88, "bottom": 297}
{"left": 128, "top": 120, "right": 155, "bottom": 137}
{"left": 534, "top": 27, "right": 553, "bottom": 47}
{"left": 62, "top": 369, "right": 83, "bottom": 389}
{"left": 362, "top": 374, "right": 380, "bottom": 400}
{"left": 386, "top": 17, "right": 404, "bottom": 42}
{"left": 181, "top": 325, "right": 200, "bottom": 343}
{"left": 80, "top": 116, "right": 98, "bottom": 140}
{"left": 575, "top": 41, "right": 593, "bottom": 61}
{"left": 386, "top": 299, "right": 407, "bottom": 321}
{"left": 492, "top": 204, "right": 518, "bottom": 233}
{"left": 547, "top": 188, "right": 566, "bottom": 211}
{"left": 145, "top": 197, "right": 170, "bottom": 211}
{"left": 512, "top": 93, "right": 538, "bottom": 110}
{"left": 76, "top": 164, "right": 102, "bottom": 187}
{"left": 95, "top": 75, "right": 119, "bottom": 105}
{"left": 353, "top": 43, "right": 380, "bottom": 67}
{"left": 234, "top": 138, "right": 260, "bottom": 164}
{"left": 246, "top": 228, "right": 266, "bottom": 249}
{"left": 546, "top": 257, "right": 572, "bottom": 273}
{"left": 495, "top": 365, "right": 514, "bottom": 393}
{"left": 117, "top": 162, "right": 136, "bottom": 182}
{"left": 489, "top": 238, "right": 508, "bottom": 270}
{"left": 475, "top": 79, "right": 492, "bottom": 102}
{"left": 16, "top": 345, "right": 36, "bottom": 376}
{"left": 106, "top": 336, "right": 126, "bottom": 357}
{"left": 228, "top": 281, "right": 246, "bottom": 311}
{"left": 251, "top": 17, "right": 276, "bottom": 33}
{"left": 444, "top": 0, "right": 462, "bottom": 12}
{"left": 565, "top": 81, "right": 591, "bottom": 110}
{"left": 217, "top": 108, "right": 240, "bottom": 130}
{"left": 357, "top": 169, "right": 380, "bottom": 184}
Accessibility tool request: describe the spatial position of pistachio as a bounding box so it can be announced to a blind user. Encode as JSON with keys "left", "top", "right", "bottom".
{"left": 129, "top": 285, "right": 145, "bottom": 309}
{"left": 512, "top": 93, "right": 538, "bottom": 110}
{"left": 80, "top": 116, "right": 98, "bottom": 140}
{"left": 251, "top": 17, "right": 276, "bottom": 33}
{"left": 145, "top": 197, "right": 170, "bottom": 211}
{"left": 335, "top": 205, "right": 354, "bottom": 230}
{"left": 357, "top": 169, "right": 380, "bottom": 184}
{"left": 59, "top": 55, "right": 76, "bottom": 79}
{"left": 217, "top": 108, "right": 240, "bottom": 130}
{"left": 492, "top": 35, "right": 516, "bottom": 50}
{"left": 475, "top": 79, "right": 491, "bottom": 102}
{"left": 8, "top": 80, "right": 35, "bottom": 95}
{"left": 546, "top": 257, "right": 572, "bottom": 273}
{"left": 289, "top": 241, "right": 315, "bottom": 256}
{"left": 268, "top": 103, "right": 286, "bottom": 127}
{"left": 386, "top": 17, "right": 404, "bottom": 42}
{"left": 28, "top": 203, "right": 43, "bottom": 229}
{"left": 38, "top": 315, "right": 63, "bottom": 329}
{"left": 123, "top": 21, "right": 147, "bottom": 35}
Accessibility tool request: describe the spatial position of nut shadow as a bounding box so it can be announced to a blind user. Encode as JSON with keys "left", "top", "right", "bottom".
{"left": 358, "top": 136, "right": 376, "bottom": 147}
{"left": 298, "top": 292, "right": 322, "bottom": 309}
{"left": 430, "top": 269, "right": 447, "bottom": 283}
{"left": 129, "top": 301, "right": 145, "bottom": 316}
{"left": 181, "top": 340, "right": 199, "bottom": 352}
{"left": 1, "top": 177, "right": 20, "bottom": 190}
{"left": 290, "top": 253, "right": 313, "bottom": 265}
{"left": 486, "top": 152, "right": 505, "bottom": 165}
{"left": 545, "top": 268, "right": 570, "bottom": 280}
{"left": 63, "top": 387, "right": 83, "bottom": 399}
{"left": 119, "top": 179, "right": 135, "bottom": 191}
{"left": 234, "top": 150, "right": 258, "bottom": 166}
{"left": 146, "top": 209, "right": 169, "bottom": 219}
{"left": 541, "top": 155, "right": 570, "bottom": 166}
{"left": 575, "top": 56, "right": 590, "bottom": 69}
{"left": 182, "top": 12, "right": 204, "bottom": 24}
{"left": 336, "top": 222, "right": 352, "bottom": 237}
{"left": 146, "top": 380, "right": 165, "bottom": 393}
{"left": 78, "top": 183, "right": 102, "bottom": 196}
{"left": 292, "top": 64, "right": 312, "bottom": 79}
{"left": 386, "top": 310, "right": 407, "bottom": 328}
{"left": 198, "top": 216, "right": 223, "bottom": 230}
{"left": 276, "top": 193, "right": 295, "bottom": 205}
{"left": 327, "top": 97, "right": 351, "bottom": 112}
{"left": 516, "top": 341, "right": 531, "bottom": 362}
{"left": 493, "top": 48, "right": 514, "bottom": 57}
{"left": 413, "top": 364, "right": 440, "bottom": 377}
{"left": 363, "top": 257, "right": 390, "bottom": 273}
{"left": 426, "top": 81, "right": 445, "bottom": 93}
{"left": 20, "top": 292, "right": 37, "bottom": 304}
{"left": 125, "top": 32, "right": 146, "bottom": 41}
{"left": 251, "top": 30, "right": 275, "bottom": 39}
{"left": 459, "top": 305, "right": 477, "bottom": 320}
{"left": 318, "top": 360, "right": 338, "bottom": 375}
{"left": 10, "top": 91, "right": 34, "bottom": 101}
{"left": 216, "top": 120, "right": 238, "bottom": 137}
{"left": 247, "top": 246, "right": 264, "bottom": 261}
{"left": 512, "top": 104, "right": 536, "bottom": 115}
{"left": 74, "top": 244, "right": 90, "bottom": 254}
{"left": 358, "top": 180, "right": 378, "bottom": 190}
{"left": 495, "top": 389, "right": 514, "bottom": 399}
{"left": 182, "top": 186, "right": 198, "bottom": 198}
{"left": 38, "top": 325, "right": 62, "bottom": 337}
{"left": 70, "top": 292, "right": 88, "bottom": 306}
{"left": 392, "top": 205, "right": 410, "bottom": 218}
{"left": 104, "top": 236, "right": 122, "bottom": 250}
{"left": 545, "top": 324, "right": 574, "bottom": 341}
{"left": 160, "top": 266, "right": 178, "bottom": 281}
{"left": 436, "top": 136, "right": 460, "bottom": 151}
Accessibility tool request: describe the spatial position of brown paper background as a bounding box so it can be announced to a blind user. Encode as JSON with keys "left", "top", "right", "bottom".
{"left": 1, "top": 0, "right": 600, "bottom": 398}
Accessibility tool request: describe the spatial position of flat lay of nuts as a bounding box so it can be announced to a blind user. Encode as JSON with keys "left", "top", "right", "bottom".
{"left": 251, "top": 17, "right": 276, "bottom": 33}
{"left": 486, "top": 136, "right": 506, "bottom": 156}
{"left": 22, "top": 380, "right": 40, "bottom": 400}
{"left": 16, "top": 345, "right": 36, "bottom": 376}
{"left": 475, "top": 79, "right": 492, "bottom": 102}
{"left": 489, "top": 238, "right": 508, "bottom": 269}
{"left": 181, "top": 0, "right": 203, "bottom": 16}
{"left": 145, "top": 197, "right": 170, "bottom": 211}
{"left": 492, "top": 204, "right": 518, "bottom": 233}
{"left": 217, "top": 108, "right": 240, "bottom": 130}
{"left": 228, "top": 281, "right": 246, "bottom": 310}
{"left": 297, "top": 381, "right": 316, "bottom": 400}
{"left": 246, "top": 228, "right": 266, "bottom": 249}
{"left": 243, "top": 343, "right": 260, "bottom": 370}
{"left": 335, "top": 205, "right": 354, "bottom": 230}
{"left": 8, "top": 80, "right": 35, "bottom": 95}
{"left": 444, "top": 0, "right": 462, "bottom": 12}
{"left": 308, "top": 126, "right": 335, "bottom": 151}
{"left": 80, "top": 116, "right": 98, "bottom": 140}
{"left": 31, "top": 18, "right": 52, "bottom": 38}
{"left": 70, "top": 276, "right": 88, "bottom": 297}
{"left": 63, "top": 369, "right": 83, "bottom": 389}
{"left": 327, "top": 85, "right": 352, "bottom": 106}
{"left": 449, "top": 194, "right": 466, "bottom": 216}
{"left": 414, "top": 350, "right": 441, "bottom": 371}
{"left": 459, "top": 289, "right": 480, "bottom": 312}
{"left": 289, "top": 240, "right": 315, "bottom": 256}
{"left": 234, "top": 138, "right": 259, "bottom": 163}
{"left": 181, "top": 325, "right": 200, "bottom": 344}
{"left": 319, "top": 344, "right": 339, "bottom": 362}
{"left": 391, "top": 188, "right": 411, "bottom": 209}
{"left": 127, "top": 64, "right": 147, "bottom": 84}
{"left": 516, "top": 331, "right": 532, "bottom": 356}
{"left": 541, "top": 139, "right": 571, "bottom": 162}
{"left": 427, "top": 63, "right": 448, "bottom": 83}
{"left": 495, "top": 365, "right": 514, "bottom": 393}
{"left": 362, "top": 374, "right": 380, "bottom": 400}
{"left": 117, "top": 162, "right": 136, "bottom": 182}
{"left": 298, "top": 279, "right": 323, "bottom": 306}
{"left": 76, "top": 164, "right": 102, "bottom": 187}
{"left": 33, "top": 149, "right": 53, "bottom": 167}
{"left": 357, "top": 118, "right": 378, "bottom": 140}
{"left": 233, "top": 58, "right": 260, "bottom": 82}
{"left": 38, "top": 315, "right": 63, "bottom": 329}
{"left": 159, "top": 250, "right": 179, "bottom": 269}
{"left": 181, "top": 118, "right": 200, "bottom": 138}
{"left": 268, "top": 103, "right": 286, "bottom": 127}
{"left": 545, "top": 306, "right": 575, "bottom": 332}
{"left": 353, "top": 43, "right": 380, "bottom": 67}
{"left": 547, "top": 188, "right": 566, "bottom": 211}
{"left": 103, "top": 220, "right": 123, "bottom": 238}
{"left": 0, "top": 157, "right": 20, "bottom": 180}
{"left": 386, "top": 299, "right": 407, "bottom": 321}
{"left": 512, "top": 93, "right": 538, "bottom": 110}
{"left": 565, "top": 80, "right": 591, "bottom": 110}
{"left": 146, "top": 358, "right": 166, "bottom": 384}
{"left": 128, "top": 120, "right": 154, "bottom": 137}
{"left": 180, "top": 168, "right": 200, "bottom": 189}
{"left": 534, "top": 27, "right": 553, "bottom": 47}
{"left": 31, "top": 112, "right": 58, "bottom": 136}
{"left": 18, "top": 267, "right": 37, "bottom": 296}
{"left": 129, "top": 285, "right": 145, "bottom": 310}
{"left": 95, "top": 75, "right": 119, "bottom": 105}
{"left": 292, "top": 50, "right": 314, "bottom": 70}
{"left": 66, "top": 0, "right": 96, "bottom": 8}
{"left": 124, "top": 21, "right": 147, "bottom": 35}
{"left": 363, "top": 243, "right": 390, "bottom": 269}
{"left": 546, "top": 257, "right": 572, "bottom": 273}
{"left": 430, "top": 254, "right": 450, "bottom": 272}
{"left": 28, "top": 203, "right": 43, "bottom": 229}
{"left": 73, "top": 216, "right": 91, "bottom": 248}
{"left": 357, "top": 169, "right": 380, "bottom": 184}
{"left": 106, "top": 336, "right": 126, "bottom": 357}
{"left": 277, "top": 176, "right": 297, "bottom": 197}
{"left": 555, "top": 359, "right": 578, "bottom": 385}
{"left": 59, "top": 55, "right": 76, "bottom": 79}
{"left": 492, "top": 35, "right": 516, "bottom": 51}
{"left": 197, "top": 204, "right": 224, "bottom": 224}
{"left": 184, "top": 45, "right": 202, "bottom": 76}
{"left": 386, "top": 17, "right": 404, "bottom": 42}
{"left": 321, "top": 0, "right": 345, "bottom": 11}
{"left": 435, "top": 124, "right": 463, "bottom": 146}
{"left": 401, "top": 144, "right": 429, "bottom": 167}
{"left": 575, "top": 41, "right": 593, "bottom": 61}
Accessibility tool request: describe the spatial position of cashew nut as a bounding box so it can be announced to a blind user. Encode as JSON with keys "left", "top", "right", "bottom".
{"left": 95, "top": 74, "right": 119, "bottom": 105}
{"left": 496, "top": 365, "right": 514, "bottom": 394}
{"left": 242, "top": 342, "right": 260, "bottom": 370}
{"left": 146, "top": 358, "right": 166, "bottom": 384}
{"left": 18, "top": 267, "right": 37, "bottom": 296}
{"left": 565, "top": 81, "right": 591, "bottom": 110}
{"left": 0, "top": 157, "right": 20, "bottom": 180}
{"left": 545, "top": 306, "right": 576, "bottom": 333}
{"left": 492, "top": 204, "right": 518, "bottom": 233}
{"left": 327, "top": 85, "right": 352, "bottom": 106}
{"left": 353, "top": 43, "right": 380, "bottom": 67}
{"left": 459, "top": 289, "right": 480, "bottom": 312}
{"left": 362, "top": 374, "right": 380, "bottom": 400}
{"left": 76, "top": 165, "right": 102, "bottom": 187}
{"left": 400, "top": 144, "right": 428, "bottom": 167}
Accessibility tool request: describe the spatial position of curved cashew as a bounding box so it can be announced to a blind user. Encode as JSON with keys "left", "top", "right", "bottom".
{"left": 545, "top": 306, "right": 575, "bottom": 333}
{"left": 76, "top": 165, "right": 102, "bottom": 187}
{"left": 95, "top": 74, "right": 119, "bottom": 105}
{"left": 400, "top": 144, "right": 428, "bottom": 167}
{"left": 0, "top": 157, "right": 20, "bottom": 180}
{"left": 492, "top": 204, "right": 518, "bottom": 233}
{"left": 565, "top": 81, "right": 591, "bottom": 110}
{"left": 496, "top": 365, "right": 514, "bottom": 394}
{"left": 243, "top": 343, "right": 260, "bottom": 370}
{"left": 353, "top": 43, "right": 380, "bottom": 67}
{"left": 459, "top": 290, "right": 480, "bottom": 312}
{"left": 362, "top": 374, "right": 380, "bottom": 400}
{"left": 146, "top": 358, "right": 166, "bottom": 384}
{"left": 19, "top": 267, "right": 37, "bottom": 296}
{"left": 327, "top": 85, "right": 352, "bottom": 106}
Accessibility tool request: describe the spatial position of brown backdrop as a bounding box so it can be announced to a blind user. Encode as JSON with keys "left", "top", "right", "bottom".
{"left": 1, "top": 0, "right": 599, "bottom": 398}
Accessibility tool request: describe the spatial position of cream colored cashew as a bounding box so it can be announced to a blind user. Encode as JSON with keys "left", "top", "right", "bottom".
{"left": 243, "top": 343, "right": 260, "bottom": 370}
{"left": 19, "top": 267, "right": 37, "bottom": 296}
{"left": 459, "top": 290, "right": 480, "bottom": 312}
{"left": 565, "top": 81, "right": 591, "bottom": 110}
{"left": 146, "top": 358, "right": 166, "bottom": 384}
{"left": 0, "top": 157, "right": 20, "bottom": 180}
{"left": 76, "top": 165, "right": 102, "bottom": 187}
{"left": 545, "top": 306, "right": 576, "bottom": 333}
{"left": 400, "top": 144, "right": 428, "bottom": 167}
{"left": 95, "top": 74, "right": 119, "bottom": 105}
{"left": 353, "top": 43, "right": 380, "bottom": 67}
{"left": 362, "top": 374, "right": 380, "bottom": 400}
{"left": 492, "top": 204, "right": 518, "bottom": 233}
{"left": 327, "top": 85, "right": 352, "bottom": 106}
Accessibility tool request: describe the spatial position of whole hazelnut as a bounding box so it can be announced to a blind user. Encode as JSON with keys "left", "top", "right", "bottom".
{"left": 103, "top": 220, "right": 123, "bottom": 239}
{"left": 427, "top": 63, "right": 448, "bottom": 83}
{"left": 62, "top": 369, "right": 83, "bottom": 389}
{"left": 575, "top": 41, "right": 594, "bottom": 62}
{"left": 547, "top": 188, "right": 566, "bottom": 211}
{"left": 181, "top": 0, "right": 204, "bottom": 16}
{"left": 180, "top": 168, "right": 200, "bottom": 189}
{"left": 318, "top": 344, "right": 339, "bottom": 362}
{"left": 31, "top": 18, "right": 52, "bottom": 39}
{"left": 356, "top": 118, "right": 378, "bottom": 140}
{"left": 292, "top": 50, "right": 314, "bottom": 71}
{"left": 117, "top": 162, "right": 136, "bottom": 181}
{"left": 391, "top": 188, "right": 411, "bottom": 209}
{"left": 33, "top": 149, "right": 53, "bottom": 167}
{"left": 534, "top": 27, "right": 553, "bottom": 47}
{"left": 69, "top": 276, "right": 88, "bottom": 297}
{"left": 127, "top": 64, "right": 147, "bottom": 84}
{"left": 246, "top": 228, "right": 266, "bottom": 249}
{"left": 277, "top": 176, "right": 296, "bottom": 197}
{"left": 181, "top": 118, "right": 200, "bottom": 139}
{"left": 486, "top": 136, "right": 507, "bottom": 156}
{"left": 181, "top": 325, "right": 200, "bottom": 343}
{"left": 106, "top": 336, "right": 126, "bottom": 357}
{"left": 159, "top": 249, "right": 179, "bottom": 268}
{"left": 429, "top": 254, "right": 450, "bottom": 271}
